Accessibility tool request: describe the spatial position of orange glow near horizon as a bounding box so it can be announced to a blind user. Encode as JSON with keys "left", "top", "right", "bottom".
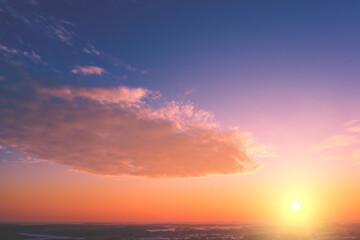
{"left": 1, "top": 152, "right": 360, "bottom": 225}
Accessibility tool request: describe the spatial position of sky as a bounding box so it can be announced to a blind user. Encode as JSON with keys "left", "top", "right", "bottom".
{"left": 0, "top": 0, "right": 360, "bottom": 225}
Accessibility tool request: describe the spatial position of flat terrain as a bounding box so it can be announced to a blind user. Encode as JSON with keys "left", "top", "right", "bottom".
{"left": 1, "top": 223, "right": 360, "bottom": 240}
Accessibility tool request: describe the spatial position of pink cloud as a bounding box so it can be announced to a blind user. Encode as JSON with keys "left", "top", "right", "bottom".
{"left": 0, "top": 86, "right": 271, "bottom": 178}
{"left": 71, "top": 66, "right": 105, "bottom": 75}
{"left": 346, "top": 126, "right": 360, "bottom": 133}
{"left": 23, "top": 50, "right": 41, "bottom": 61}
{"left": 0, "top": 43, "right": 18, "bottom": 54}
{"left": 344, "top": 119, "right": 360, "bottom": 127}
{"left": 49, "top": 24, "right": 73, "bottom": 43}
{"left": 311, "top": 135, "right": 358, "bottom": 151}
{"left": 82, "top": 44, "right": 101, "bottom": 55}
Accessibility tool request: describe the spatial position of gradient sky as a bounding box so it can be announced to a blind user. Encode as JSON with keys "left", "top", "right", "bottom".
{"left": 1, "top": 0, "right": 360, "bottom": 224}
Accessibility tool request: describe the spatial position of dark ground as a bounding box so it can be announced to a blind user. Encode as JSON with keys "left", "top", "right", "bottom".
{"left": 1, "top": 223, "right": 359, "bottom": 240}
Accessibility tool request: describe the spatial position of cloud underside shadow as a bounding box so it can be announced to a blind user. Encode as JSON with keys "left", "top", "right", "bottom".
{"left": 0, "top": 86, "right": 265, "bottom": 178}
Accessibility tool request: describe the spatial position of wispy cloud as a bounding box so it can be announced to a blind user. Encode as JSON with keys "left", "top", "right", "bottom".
{"left": 17, "top": 156, "right": 44, "bottom": 164}
{"left": 311, "top": 135, "right": 357, "bottom": 151}
{"left": 1, "top": 43, "right": 42, "bottom": 63}
{"left": 0, "top": 43, "right": 18, "bottom": 54}
{"left": 184, "top": 89, "right": 195, "bottom": 96}
{"left": 82, "top": 44, "right": 101, "bottom": 55}
{"left": 118, "top": 75, "right": 128, "bottom": 80}
{"left": 48, "top": 23, "right": 74, "bottom": 44}
{"left": 346, "top": 126, "right": 360, "bottom": 133}
{"left": 344, "top": 119, "right": 359, "bottom": 127}
{"left": 38, "top": 86, "right": 150, "bottom": 104}
{"left": 108, "top": 56, "right": 145, "bottom": 76}
{"left": 1, "top": 1, "right": 75, "bottom": 44}
{"left": 125, "top": 64, "right": 137, "bottom": 72}
{"left": 0, "top": 85, "right": 271, "bottom": 178}
{"left": 343, "top": 119, "right": 360, "bottom": 133}
{"left": 23, "top": 50, "right": 41, "bottom": 61}
{"left": 71, "top": 66, "right": 105, "bottom": 75}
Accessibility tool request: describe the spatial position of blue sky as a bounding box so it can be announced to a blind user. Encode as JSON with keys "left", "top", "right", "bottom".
{"left": 2, "top": 0, "right": 360, "bottom": 95}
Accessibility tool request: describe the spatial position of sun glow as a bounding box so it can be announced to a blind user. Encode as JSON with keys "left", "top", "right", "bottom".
{"left": 273, "top": 193, "right": 323, "bottom": 231}
{"left": 292, "top": 201, "right": 301, "bottom": 211}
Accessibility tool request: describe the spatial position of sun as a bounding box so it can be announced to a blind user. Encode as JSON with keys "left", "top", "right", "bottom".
{"left": 292, "top": 201, "right": 301, "bottom": 211}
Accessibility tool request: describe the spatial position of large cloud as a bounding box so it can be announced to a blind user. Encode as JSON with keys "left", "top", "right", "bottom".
{"left": 0, "top": 85, "right": 270, "bottom": 178}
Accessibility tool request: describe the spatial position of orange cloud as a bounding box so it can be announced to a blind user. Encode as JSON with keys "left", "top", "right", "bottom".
{"left": 0, "top": 86, "right": 269, "bottom": 178}
{"left": 311, "top": 135, "right": 357, "bottom": 151}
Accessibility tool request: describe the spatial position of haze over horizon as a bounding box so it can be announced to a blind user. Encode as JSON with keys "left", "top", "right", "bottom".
{"left": 1, "top": 0, "right": 360, "bottom": 226}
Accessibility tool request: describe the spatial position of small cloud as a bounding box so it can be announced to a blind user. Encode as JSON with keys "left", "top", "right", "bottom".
{"left": 71, "top": 65, "right": 105, "bottom": 75}
{"left": 184, "top": 89, "right": 195, "bottom": 96}
{"left": 0, "top": 76, "right": 5, "bottom": 81}
{"left": 118, "top": 75, "right": 128, "bottom": 80}
{"left": 20, "top": 156, "right": 43, "bottom": 164}
{"left": 140, "top": 69, "right": 148, "bottom": 75}
{"left": 125, "top": 64, "right": 136, "bottom": 72}
{"left": 310, "top": 135, "right": 358, "bottom": 151}
{"left": 82, "top": 44, "right": 101, "bottom": 55}
{"left": 38, "top": 86, "right": 150, "bottom": 104}
{"left": 49, "top": 24, "right": 74, "bottom": 44}
{"left": 0, "top": 43, "right": 42, "bottom": 62}
{"left": 0, "top": 144, "right": 7, "bottom": 150}
{"left": 23, "top": 50, "right": 41, "bottom": 61}
{"left": 110, "top": 56, "right": 122, "bottom": 67}
{"left": 0, "top": 43, "right": 19, "bottom": 54}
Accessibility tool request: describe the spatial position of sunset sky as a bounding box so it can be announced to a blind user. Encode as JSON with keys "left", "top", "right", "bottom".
{"left": 1, "top": 0, "right": 360, "bottom": 225}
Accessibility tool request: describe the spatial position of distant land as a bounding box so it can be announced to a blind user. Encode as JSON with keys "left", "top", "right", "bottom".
{"left": 1, "top": 223, "right": 360, "bottom": 240}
